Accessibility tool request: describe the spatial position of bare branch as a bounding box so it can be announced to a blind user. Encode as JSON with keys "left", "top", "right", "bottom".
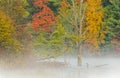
{"left": 60, "top": 14, "right": 74, "bottom": 26}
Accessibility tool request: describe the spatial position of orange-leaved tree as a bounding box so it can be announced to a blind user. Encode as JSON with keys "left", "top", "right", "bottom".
{"left": 85, "top": 0, "right": 105, "bottom": 51}
{"left": 32, "top": 0, "right": 55, "bottom": 32}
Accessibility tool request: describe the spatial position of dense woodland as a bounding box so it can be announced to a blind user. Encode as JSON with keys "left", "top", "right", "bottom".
{"left": 0, "top": 0, "right": 120, "bottom": 66}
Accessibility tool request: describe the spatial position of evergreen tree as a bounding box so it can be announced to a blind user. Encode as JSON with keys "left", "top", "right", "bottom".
{"left": 103, "top": 0, "right": 120, "bottom": 41}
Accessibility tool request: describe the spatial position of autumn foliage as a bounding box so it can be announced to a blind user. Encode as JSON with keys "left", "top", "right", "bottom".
{"left": 0, "top": 9, "right": 22, "bottom": 52}
{"left": 32, "top": 0, "right": 55, "bottom": 32}
{"left": 85, "top": 0, "right": 105, "bottom": 50}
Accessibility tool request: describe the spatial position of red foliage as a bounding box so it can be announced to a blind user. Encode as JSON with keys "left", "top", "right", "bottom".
{"left": 33, "top": 0, "right": 48, "bottom": 7}
{"left": 32, "top": 0, "right": 55, "bottom": 32}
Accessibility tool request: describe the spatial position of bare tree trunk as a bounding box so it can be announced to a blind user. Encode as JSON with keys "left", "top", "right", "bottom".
{"left": 60, "top": 0, "right": 87, "bottom": 66}
{"left": 63, "top": 50, "right": 67, "bottom": 64}
{"left": 77, "top": 44, "right": 82, "bottom": 66}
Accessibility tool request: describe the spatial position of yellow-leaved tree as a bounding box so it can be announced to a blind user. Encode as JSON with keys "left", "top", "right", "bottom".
{"left": 0, "top": 9, "right": 22, "bottom": 54}
{"left": 85, "top": 0, "right": 105, "bottom": 52}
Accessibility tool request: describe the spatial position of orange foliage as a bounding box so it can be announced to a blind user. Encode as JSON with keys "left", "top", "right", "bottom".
{"left": 32, "top": 0, "right": 55, "bottom": 32}
{"left": 85, "top": 0, "right": 105, "bottom": 50}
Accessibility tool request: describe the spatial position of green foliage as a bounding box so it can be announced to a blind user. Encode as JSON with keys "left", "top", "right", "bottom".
{"left": 58, "top": 0, "right": 87, "bottom": 49}
{"left": 102, "top": 0, "right": 111, "bottom": 7}
{"left": 103, "top": 0, "right": 120, "bottom": 41}
{"left": 0, "top": 0, "right": 119, "bottom": 59}
{"left": 48, "top": 0, "right": 62, "bottom": 15}
{"left": 34, "top": 23, "right": 73, "bottom": 58}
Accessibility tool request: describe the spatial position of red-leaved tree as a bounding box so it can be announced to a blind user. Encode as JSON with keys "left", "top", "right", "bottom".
{"left": 32, "top": 0, "right": 55, "bottom": 32}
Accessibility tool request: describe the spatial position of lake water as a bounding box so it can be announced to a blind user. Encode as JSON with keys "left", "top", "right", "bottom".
{"left": 0, "top": 56, "right": 120, "bottom": 78}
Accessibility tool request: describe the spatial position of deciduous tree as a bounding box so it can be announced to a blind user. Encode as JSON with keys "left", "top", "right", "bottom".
{"left": 0, "top": 9, "right": 22, "bottom": 52}
{"left": 85, "top": 0, "right": 105, "bottom": 51}
{"left": 58, "top": 0, "right": 87, "bottom": 65}
{"left": 0, "top": 0, "right": 29, "bottom": 25}
{"left": 32, "top": 0, "right": 55, "bottom": 32}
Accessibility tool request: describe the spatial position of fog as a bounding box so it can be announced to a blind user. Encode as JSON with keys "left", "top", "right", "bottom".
{"left": 0, "top": 53, "right": 120, "bottom": 78}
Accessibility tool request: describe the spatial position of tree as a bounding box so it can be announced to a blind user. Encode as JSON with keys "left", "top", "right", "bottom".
{"left": 103, "top": 0, "right": 120, "bottom": 51}
{"left": 26, "top": 0, "right": 41, "bottom": 20}
{"left": 0, "top": 9, "right": 22, "bottom": 53}
{"left": 34, "top": 24, "right": 69, "bottom": 59}
{"left": 0, "top": 0, "right": 31, "bottom": 50}
{"left": 102, "top": 0, "right": 111, "bottom": 7}
{"left": 0, "top": 0, "right": 29, "bottom": 25}
{"left": 32, "top": 0, "right": 55, "bottom": 32}
{"left": 103, "top": 0, "right": 120, "bottom": 41}
{"left": 48, "top": 0, "right": 62, "bottom": 15}
{"left": 85, "top": 0, "right": 105, "bottom": 51}
{"left": 58, "top": 0, "right": 87, "bottom": 66}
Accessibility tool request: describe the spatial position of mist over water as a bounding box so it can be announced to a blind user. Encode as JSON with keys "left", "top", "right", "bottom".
{"left": 0, "top": 52, "right": 120, "bottom": 78}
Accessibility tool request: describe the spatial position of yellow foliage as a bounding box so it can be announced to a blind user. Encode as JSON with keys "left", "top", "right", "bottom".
{"left": 0, "top": 9, "right": 22, "bottom": 52}
{"left": 85, "top": 0, "right": 105, "bottom": 50}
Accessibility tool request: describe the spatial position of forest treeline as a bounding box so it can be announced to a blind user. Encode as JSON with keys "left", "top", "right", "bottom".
{"left": 0, "top": 0, "right": 120, "bottom": 65}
